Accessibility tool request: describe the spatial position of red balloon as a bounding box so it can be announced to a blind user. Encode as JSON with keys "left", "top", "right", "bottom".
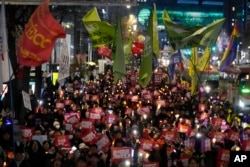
{"left": 98, "top": 46, "right": 112, "bottom": 60}
{"left": 131, "top": 41, "right": 144, "bottom": 56}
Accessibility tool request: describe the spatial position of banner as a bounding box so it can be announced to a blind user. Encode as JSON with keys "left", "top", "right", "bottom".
{"left": 17, "top": 0, "right": 66, "bottom": 67}
{"left": 20, "top": 126, "right": 34, "bottom": 141}
{"left": 106, "top": 114, "right": 118, "bottom": 124}
{"left": 54, "top": 135, "right": 71, "bottom": 148}
{"left": 111, "top": 147, "right": 133, "bottom": 163}
{"left": 162, "top": 130, "right": 177, "bottom": 142}
{"left": 22, "top": 90, "right": 32, "bottom": 111}
{"left": 81, "top": 131, "right": 96, "bottom": 144}
{"left": 32, "top": 135, "right": 48, "bottom": 145}
{"left": 140, "top": 139, "right": 154, "bottom": 151}
{"left": 82, "top": 7, "right": 115, "bottom": 47}
{"left": 89, "top": 111, "right": 102, "bottom": 120}
{"left": 58, "top": 38, "right": 70, "bottom": 83}
{"left": 64, "top": 112, "right": 80, "bottom": 126}
{"left": 79, "top": 119, "right": 94, "bottom": 130}
{"left": 211, "top": 118, "right": 224, "bottom": 127}
{"left": 226, "top": 130, "right": 239, "bottom": 142}
{"left": 96, "top": 134, "right": 111, "bottom": 151}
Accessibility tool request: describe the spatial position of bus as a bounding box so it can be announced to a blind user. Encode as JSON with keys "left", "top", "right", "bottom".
{"left": 237, "top": 73, "right": 250, "bottom": 111}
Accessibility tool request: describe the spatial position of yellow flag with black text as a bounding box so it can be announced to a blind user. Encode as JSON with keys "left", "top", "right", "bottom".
{"left": 82, "top": 7, "right": 115, "bottom": 47}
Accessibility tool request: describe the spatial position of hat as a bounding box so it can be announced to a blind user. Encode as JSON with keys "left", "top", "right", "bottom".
{"left": 79, "top": 143, "right": 89, "bottom": 150}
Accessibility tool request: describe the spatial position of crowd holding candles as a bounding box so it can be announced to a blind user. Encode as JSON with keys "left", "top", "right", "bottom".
{"left": 0, "top": 65, "right": 250, "bottom": 167}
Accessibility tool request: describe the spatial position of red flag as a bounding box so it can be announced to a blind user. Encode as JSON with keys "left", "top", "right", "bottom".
{"left": 17, "top": 0, "right": 66, "bottom": 67}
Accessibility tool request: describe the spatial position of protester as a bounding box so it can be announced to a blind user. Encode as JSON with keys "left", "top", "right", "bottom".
{"left": 0, "top": 127, "right": 13, "bottom": 151}
{"left": 9, "top": 146, "right": 31, "bottom": 167}
{"left": 75, "top": 157, "right": 88, "bottom": 167}
{"left": 27, "top": 140, "right": 50, "bottom": 167}
{"left": 187, "top": 157, "right": 199, "bottom": 167}
{"left": 0, "top": 67, "right": 249, "bottom": 167}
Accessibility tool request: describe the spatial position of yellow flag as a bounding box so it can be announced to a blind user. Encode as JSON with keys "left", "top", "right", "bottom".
{"left": 196, "top": 47, "right": 210, "bottom": 71}
{"left": 189, "top": 47, "right": 198, "bottom": 95}
{"left": 162, "top": 9, "right": 172, "bottom": 22}
{"left": 191, "top": 73, "right": 198, "bottom": 95}
{"left": 82, "top": 7, "right": 115, "bottom": 47}
{"left": 82, "top": 7, "right": 101, "bottom": 22}
{"left": 189, "top": 47, "right": 198, "bottom": 77}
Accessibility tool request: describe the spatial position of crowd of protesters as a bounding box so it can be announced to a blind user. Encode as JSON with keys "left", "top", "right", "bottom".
{"left": 0, "top": 66, "right": 250, "bottom": 167}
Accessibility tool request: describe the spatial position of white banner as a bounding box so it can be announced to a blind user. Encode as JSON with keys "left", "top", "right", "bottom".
{"left": 22, "top": 90, "right": 32, "bottom": 111}
{"left": 58, "top": 36, "right": 70, "bottom": 83}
